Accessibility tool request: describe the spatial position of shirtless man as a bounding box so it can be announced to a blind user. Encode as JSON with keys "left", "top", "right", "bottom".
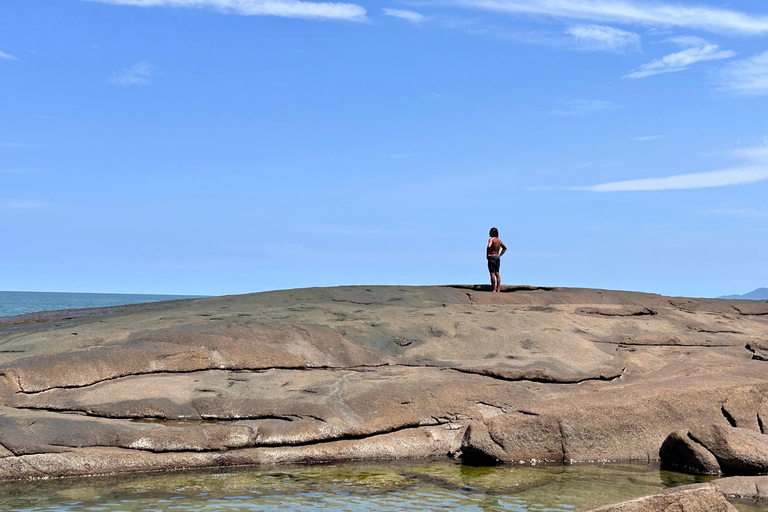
{"left": 486, "top": 227, "right": 507, "bottom": 292}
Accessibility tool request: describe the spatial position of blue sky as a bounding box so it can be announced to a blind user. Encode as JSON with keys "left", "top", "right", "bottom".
{"left": 2, "top": 0, "right": 767, "bottom": 297}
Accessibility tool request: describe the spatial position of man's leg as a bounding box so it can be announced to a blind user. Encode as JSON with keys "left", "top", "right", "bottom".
{"left": 490, "top": 273, "right": 497, "bottom": 291}
{"left": 495, "top": 273, "right": 501, "bottom": 292}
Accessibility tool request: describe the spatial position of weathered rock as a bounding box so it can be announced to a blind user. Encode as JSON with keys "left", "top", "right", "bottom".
{"left": 579, "top": 483, "right": 738, "bottom": 512}
{"left": 462, "top": 414, "right": 564, "bottom": 463}
{"left": 714, "top": 475, "right": 768, "bottom": 500}
{"left": 722, "top": 386, "right": 767, "bottom": 431}
{"left": 0, "top": 285, "right": 766, "bottom": 478}
{"left": 688, "top": 425, "right": 768, "bottom": 475}
{"left": 659, "top": 430, "right": 721, "bottom": 475}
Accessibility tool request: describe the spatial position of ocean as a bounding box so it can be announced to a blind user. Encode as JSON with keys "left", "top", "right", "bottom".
{"left": 0, "top": 290, "right": 206, "bottom": 317}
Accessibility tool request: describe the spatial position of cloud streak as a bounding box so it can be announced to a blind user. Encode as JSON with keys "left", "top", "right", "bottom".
{"left": 84, "top": 0, "right": 367, "bottom": 21}
{"left": 550, "top": 99, "right": 619, "bottom": 116}
{"left": 383, "top": 8, "right": 425, "bottom": 23}
{"left": 624, "top": 39, "right": 734, "bottom": 79}
{"left": 717, "top": 50, "right": 768, "bottom": 96}
{"left": 0, "top": 201, "right": 45, "bottom": 209}
{"left": 574, "top": 139, "right": 768, "bottom": 191}
{"left": 443, "top": 0, "right": 768, "bottom": 35}
{"left": 566, "top": 24, "right": 640, "bottom": 53}
{"left": 108, "top": 61, "right": 156, "bottom": 86}
{"left": 0, "top": 50, "right": 19, "bottom": 61}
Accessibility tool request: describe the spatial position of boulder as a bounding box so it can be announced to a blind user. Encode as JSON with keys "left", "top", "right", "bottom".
{"left": 689, "top": 425, "right": 768, "bottom": 475}
{"left": 659, "top": 430, "right": 721, "bottom": 475}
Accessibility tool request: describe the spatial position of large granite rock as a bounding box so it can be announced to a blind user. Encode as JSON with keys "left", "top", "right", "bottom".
{"left": 579, "top": 483, "right": 738, "bottom": 512}
{"left": 0, "top": 284, "right": 766, "bottom": 478}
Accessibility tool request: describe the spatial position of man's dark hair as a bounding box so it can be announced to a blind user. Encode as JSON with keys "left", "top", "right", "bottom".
{"left": 489, "top": 227, "right": 499, "bottom": 237}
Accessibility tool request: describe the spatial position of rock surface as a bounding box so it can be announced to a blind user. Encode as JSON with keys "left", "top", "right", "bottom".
{"left": 579, "top": 484, "right": 738, "bottom": 512}
{"left": 0, "top": 284, "right": 766, "bottom": 478}
{"left": 660, "top": 426, "right": 768, "bottom": 475}
{"left": 715, "top": 475, "right": 768, "bottom": 499}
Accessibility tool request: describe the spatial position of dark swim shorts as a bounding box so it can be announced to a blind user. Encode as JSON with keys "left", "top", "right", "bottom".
{"left": 487, "top": 255, "right": 500, "bottom": 274}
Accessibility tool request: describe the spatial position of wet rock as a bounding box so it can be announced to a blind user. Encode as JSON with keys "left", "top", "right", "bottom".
{"left": 579, "top": 483, "right": 738, "bottom": 512}
{"left": 714, "top": 475, "right": 768, "bottom": 500}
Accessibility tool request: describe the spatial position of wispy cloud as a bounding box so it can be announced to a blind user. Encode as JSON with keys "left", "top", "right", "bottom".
{"left": 566, "top": 24, "right": 640, "bottom": 53}
{"left": 574, "top": 138, "right": 768, "bottom": 192}
{"left": 108, "top": 61, "right": 156, "bottom": 86}
{"left": 1, "top": 142, "right": 38, "bottom": 148}
{"left": 550, "top": 99, "right": 619, "bottom": 116}
{"left": 0, "top": 200, "right": 45, "bottom": 209}
{"left": 296, "top": 224, "right": 414, "bottom": 236}
{"left": 84, "top": 0, "right": 367, "bottom": 21}
{"left": 700, "top": 208, "right": 768, "bottom": 218}
{"left": 717, "top": 50, "right": 768, "bottom": 96}
{"left": 0, "top": 50, "right": 19, "bottom": 61}
{"left": 443, "top": 0, "right": 768, "bottom": 35}
{"left": 633, "top": 135, "right": 662, "bottom": 141}
{"left": 383, "top": 8, "right": 425, "bottom": 23}
{"left": 624, "top": 38, "right": 734, "bottom": 79}
{"left": 0, "top": 167, "right": 38, "bottom": 174}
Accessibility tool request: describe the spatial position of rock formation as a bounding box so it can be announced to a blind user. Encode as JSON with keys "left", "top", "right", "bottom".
{"left": 0, "top": 284, "right": 766, "bottom": 479}
{"left": 660, "top": 426, "right": 768, "bottom": 475}
{"left": 579, "top": 484, "right": 738, "bottom": 512}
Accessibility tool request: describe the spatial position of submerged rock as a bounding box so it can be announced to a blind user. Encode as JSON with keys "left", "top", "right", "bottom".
{"left": 0, "top": 285, "right": 766, "bottom": 478}
{"left": 579, "top": 483, "right": 738, "bottom": 512}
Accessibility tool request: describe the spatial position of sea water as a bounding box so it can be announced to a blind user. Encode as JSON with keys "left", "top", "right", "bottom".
{"left": 0, "top": 460, "right": 748, "bottom": 512}
{"left": 0, "top": 290, "right": 205, "bottom": 317}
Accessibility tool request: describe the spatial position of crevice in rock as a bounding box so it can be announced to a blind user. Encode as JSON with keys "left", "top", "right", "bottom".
{"left": 732, "top": 306, "right": 768, "bottom": 316}
{"left": 746, "top": 344, "right": 768, "bottom": 361}
{"left": 722, "top": 406, "right": 738, "bottom": 428}
{"left": 592, "top": 340, "right": 732, "bottom": 348}
{"left": 11, "top": 363, "right": 626, "bottom": 397}
{"left": 758, "top": 414, "right": 766, "bottom": 435}
{"left": 94, "top": 422, "right": 447, "bottom": 454}
{"left": 9, "top": 403, "right": 330, "bottom": 424}
{"left": 668, "top": 301, "right": 698, "bottom": 314}
{"left": 687, "top": 325, "right": 743, "bottom": 334}
{"left": 11, "top": 365, "right": 389, "bottom": 395}
{"left": 331, "top": 299, "right": 380, "bottom": 306}
{"left": 558, "top": 420, "right": 567, "bottom": 463}
{"left": 578, "top": 307, "right": 657, "bottom": 317}
{"left": 451, "top": 367, "right": 624, "bottom": 384}
{"left": 686, "top": 431, "right": 709, "bottom": 450}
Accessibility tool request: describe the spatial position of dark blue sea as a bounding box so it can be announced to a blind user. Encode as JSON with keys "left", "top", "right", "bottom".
{"left": 0, "top": 290, "right": 206, "bottom": 317}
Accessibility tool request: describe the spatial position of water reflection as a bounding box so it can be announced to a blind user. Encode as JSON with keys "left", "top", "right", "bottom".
{"left": 0, "top": 461, "right": 762, "bottom": 512}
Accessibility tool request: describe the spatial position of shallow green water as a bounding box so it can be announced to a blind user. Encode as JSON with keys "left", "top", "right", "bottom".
{"left": 0, "top": 461, "right": 762, "bottom": 512}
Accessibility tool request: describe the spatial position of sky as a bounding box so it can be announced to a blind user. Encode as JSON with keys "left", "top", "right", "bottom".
{"left": 1, "top": 0, "right": 767, "bottom": 298}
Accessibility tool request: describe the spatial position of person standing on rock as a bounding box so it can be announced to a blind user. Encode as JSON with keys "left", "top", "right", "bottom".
{"left": 487, "top": 227, "right": 506, "bottom": 292}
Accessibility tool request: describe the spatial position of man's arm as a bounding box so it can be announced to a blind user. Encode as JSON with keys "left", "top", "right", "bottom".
{"left": 486, "top": 238, "right": 493, "bottom": 257}
{"left": 499, "top": 240, "right": 507, "bottom": 257}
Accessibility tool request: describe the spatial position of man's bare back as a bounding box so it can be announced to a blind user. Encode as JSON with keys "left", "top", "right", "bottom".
{"left": 487, "top": 237, "right": 505, "bottom": 257}
{"left": 486, "top": 227, "right": 506, "bottom": 292}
